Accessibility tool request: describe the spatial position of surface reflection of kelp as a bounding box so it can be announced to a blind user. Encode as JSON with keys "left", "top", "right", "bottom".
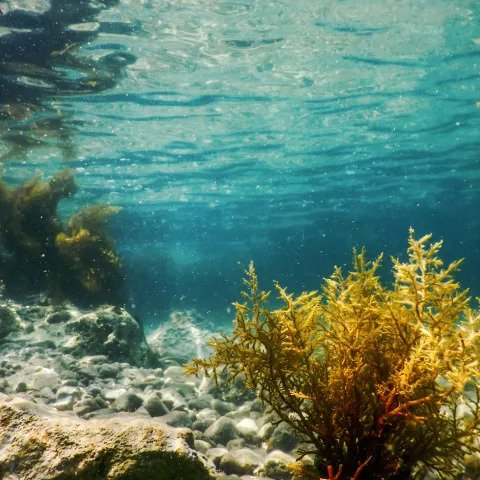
{"left": 0, "top": 0, "right": 138, "bottom": 161}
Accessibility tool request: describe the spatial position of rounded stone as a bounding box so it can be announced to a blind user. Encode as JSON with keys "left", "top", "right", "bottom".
{"left": 14, "top": 381, "right": 28, "bottom": 393}
{"left": 206, "top": 447, "right": 228, "bottom": 467}
{"left": 212, "top": 399, "right": 236, "bottom": 415}
{"left": 254, "top": 450, "right": 295, "bottom": 480}
{"left": 219, "top": 448, "right": 266, "bottom": 475}
{"left": 143, "top": 390, "right": 169, "bottom": 417}
{"left": 204, "top": 416, "right": 239, "bottom": 446}
{"left": 236, "top": 418, "right": 258, "bottom": 440}
{"left": 163, "top": 410, "right": 193, "bottom": 428}
{"left": 29, "top": 367, "right": 61, "bottom": 391}
{"left": 269, "top": 423, "right": 299, "bottom": 451}
{"left": 113, "top": 391, "right": 143, "bottom": 412}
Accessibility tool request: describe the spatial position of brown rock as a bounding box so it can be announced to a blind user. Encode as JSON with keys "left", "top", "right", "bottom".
{"left": 0, "top": 394, "right": 215, "bottom": 480}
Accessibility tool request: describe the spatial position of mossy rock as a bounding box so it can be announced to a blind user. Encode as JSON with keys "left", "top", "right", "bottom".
{"left": 0, "top": 395, "right": 215, "bottom": 480}
{"left": 0, "top": 305, "right": 18, "bottom": 339}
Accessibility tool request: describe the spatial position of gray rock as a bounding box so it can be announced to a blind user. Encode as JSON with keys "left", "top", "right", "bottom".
{"left": 97, "top": 364, "right": 120, "bottom": 379}
{"left": 226, "top": 438, "right": 245, "bottom": 450}
{"left": 63, "top": 307, "right": 153, "bottom": 366}
{"left": 56, "top": 385, "right": 82, "bottom": 400}
{"left": 14, "top": 382, "right": 28, "bottom": 393}
{"left": 45, "top": 310, "right": 71, "bottom": 324}
{"left": 236, "top": 418, "right": 259, "bottom": 442}
{"left": 0, "top": 379, "right": 9, "bottom": 392}
{"left": 73, "top": 395, "right": 107, "bottom": 416}
{"left": 188, "top": 394, "right": 213, "bottom": 410}
{"left": 113, "top": 391, "right": 143, "bottom": 413}
{"left": 61, "top": 378, "right": 78, "bottom": 387}
{"left": 254, "top": 450, "right": 295, "bottom": 480}
{"left": 192, "top": 408, "right": 219, "bottom": 432}
{"left": 84, "top": 407, "right": 117, "bottom": 419}
{"left": 160, "top": 387, "right": 187, "bottom": 410}
{"left": 258, "top": 421, "right": 275, "bottom": 441}
{"left": 206, "top": 447, "right": 228, "bottom": 467}
{"left": 86, "top": 385, "right": 103, "bottom": 397}
{"left": 212, "top": 399, "right": 236, "bottom": 415}
{"left": 162, "top": 410, "right": 193, "bottom": 428}
{"left": 269, "top": 423, "right": 299, "bottom": 451}
{"left": 164, "top": 365, "right": 190, "bottom": 383}
{"left": 28, "top": 367, "right": 61, "bottom": 391}
{"left": 219, "top": 448, "right": 266, "bottom": 475}
{"left": 35, "top": 387, "right": 55, "bottom": 401}
{"left": 0, "top": 306, "right": 18, "bottom": 339}
{"left": 147, "top": 310, "right": 212, "bottom": 363}
{"left": 143, "top": 390, "right": 168, "bottom": 417}
{"left": 51, "top": 395, "right": 77, "bottom": 411}
{"left": 194, "top": 439, "right": 211, "bottom": 454}
{"left": 204, "top": 416, "right": 239, "bottom": 445}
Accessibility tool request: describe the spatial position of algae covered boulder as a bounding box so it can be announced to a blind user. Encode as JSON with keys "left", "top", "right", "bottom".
{"left": 0, "top": 394, "right": 215, "bottom": 480}
{"left": 62, "top": 306, "right": 154, "bottom": 366}
{"left": 0, "top": 305, "right": 18, "bottom": 339}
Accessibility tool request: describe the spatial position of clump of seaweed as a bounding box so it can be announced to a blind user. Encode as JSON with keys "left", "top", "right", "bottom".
{"left": 187, "top": 230, "right": 480, "bottom": 479}
{"left": 55, "top": 205, "right": 123, "bottom": 300}
{"left": 0, "top": 170, "right": 123, "bottom": 305}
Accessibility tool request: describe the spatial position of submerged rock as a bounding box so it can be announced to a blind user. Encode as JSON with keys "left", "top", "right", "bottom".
{"left": 0, "top": 305, "right": 18, "bottom": 338}
{"left": 219, "top": 448, "right": 266, "bottom": 475}
{"left": 0, "top": 394, "right": 215, "bottom": 480}
{"left": 64, "top": 307, "right": 153, "bottom": 366}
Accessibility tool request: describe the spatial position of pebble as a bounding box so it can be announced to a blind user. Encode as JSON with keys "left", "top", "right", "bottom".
{"left": 159, "top": 387, "right": 187, "bottom": 410}
{"left": 52, "top": 395, "right": 77, "bottom": 411}
{"left": 56, "top": 386, "right": 82, "bottom": 400}
{"left": 162, "top": 410, "right": 193, "bottom": 428}
{"left": 0, "top": 300, "right": 304, "bottom": 480}
{"left": 14, "top": 381, "right": 28, "bottom": 393}
{"left": 258, "top": 421, "right": 275, "bottom": 441}
{"left": 206, "top": 447, "right": 229, "bottom": 467}
{"left": 113, "top": 391, "right": 143, "bottom": 412}
{"left": 219, "top": 447, "right": 266, "bottom": 475}
{"left": 212, "top": 399, "right": 236, "bottom": 415}
{"left": 254, "top": 450, "right": 295, "bottom": 480}
{"left": 236, "top": 418, "right": 259, "bottom": 441}
{"left": 29, "top": 366, "right": 60, "bottom": 391}
{"left": 269, "top": 423, "right": 299, "bottom": 451}
{"left": 204, "top": 416, "right": 240, "bottom": 445}
{"left": 73, "top": 395, "right": 108, "bottom": 416}
{"left": 143, "top": 390, "right": 168, "bottom": 417}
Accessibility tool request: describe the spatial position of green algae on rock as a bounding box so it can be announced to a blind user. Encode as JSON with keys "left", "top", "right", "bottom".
{"left": 188, "top": 230, "right": 480, "bottom": 480}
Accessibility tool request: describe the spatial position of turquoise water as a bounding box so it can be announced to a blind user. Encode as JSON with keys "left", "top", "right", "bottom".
{"left": 0, "top": 0, "right": 479, "bottom": 324}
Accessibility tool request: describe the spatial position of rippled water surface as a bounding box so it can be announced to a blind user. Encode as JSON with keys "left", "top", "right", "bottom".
{"left": 1, "top": 0, "right": 479, "bottom": 321}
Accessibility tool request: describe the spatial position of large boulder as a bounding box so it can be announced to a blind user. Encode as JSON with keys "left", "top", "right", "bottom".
{"left": 0, "top": 394, "right": 215, "bottom": 480}
{"left": 147, "top": 310, "right": 213, "bottom": 362}
{"left": 62, "top": 306, "right": 153, "bottom": 366}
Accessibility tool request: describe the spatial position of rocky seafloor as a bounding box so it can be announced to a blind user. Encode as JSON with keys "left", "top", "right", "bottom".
{"left": 0, "top": 291, "right": 304, "bottom": 480}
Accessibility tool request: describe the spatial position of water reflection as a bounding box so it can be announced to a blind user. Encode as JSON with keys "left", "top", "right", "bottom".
{"left": 0, "top": 0, "right": 138, "bottom": 161}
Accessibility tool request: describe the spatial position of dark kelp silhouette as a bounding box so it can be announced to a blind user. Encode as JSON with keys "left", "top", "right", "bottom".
{"left": 0, "top": 169, "right": 123, "bottom": 305}
{"left": 0, "top": 0, "right": 139, "bottom": 160}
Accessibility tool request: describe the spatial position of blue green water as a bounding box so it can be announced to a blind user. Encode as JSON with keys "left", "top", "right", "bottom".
{"left": 0, "top": 0, "right": 479, "bottom": 325}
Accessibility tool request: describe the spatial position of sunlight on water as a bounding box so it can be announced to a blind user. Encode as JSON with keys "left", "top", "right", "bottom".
{"left": 0, "top": 0, "right": 479, "bottom": 318}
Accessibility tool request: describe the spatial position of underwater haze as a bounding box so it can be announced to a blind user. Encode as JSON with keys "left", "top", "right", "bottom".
{"left": 0, "top": 0, "right": 479, "bottom": 326}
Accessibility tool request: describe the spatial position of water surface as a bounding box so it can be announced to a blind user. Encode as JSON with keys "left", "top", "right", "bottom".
{"left": 1, "top": 0, "right": 479, "bottom": 323}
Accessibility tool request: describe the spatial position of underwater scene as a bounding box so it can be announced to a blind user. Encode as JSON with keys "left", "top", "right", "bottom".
{"left": 0, "top": 0, "right": 479, "bottom": 479}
